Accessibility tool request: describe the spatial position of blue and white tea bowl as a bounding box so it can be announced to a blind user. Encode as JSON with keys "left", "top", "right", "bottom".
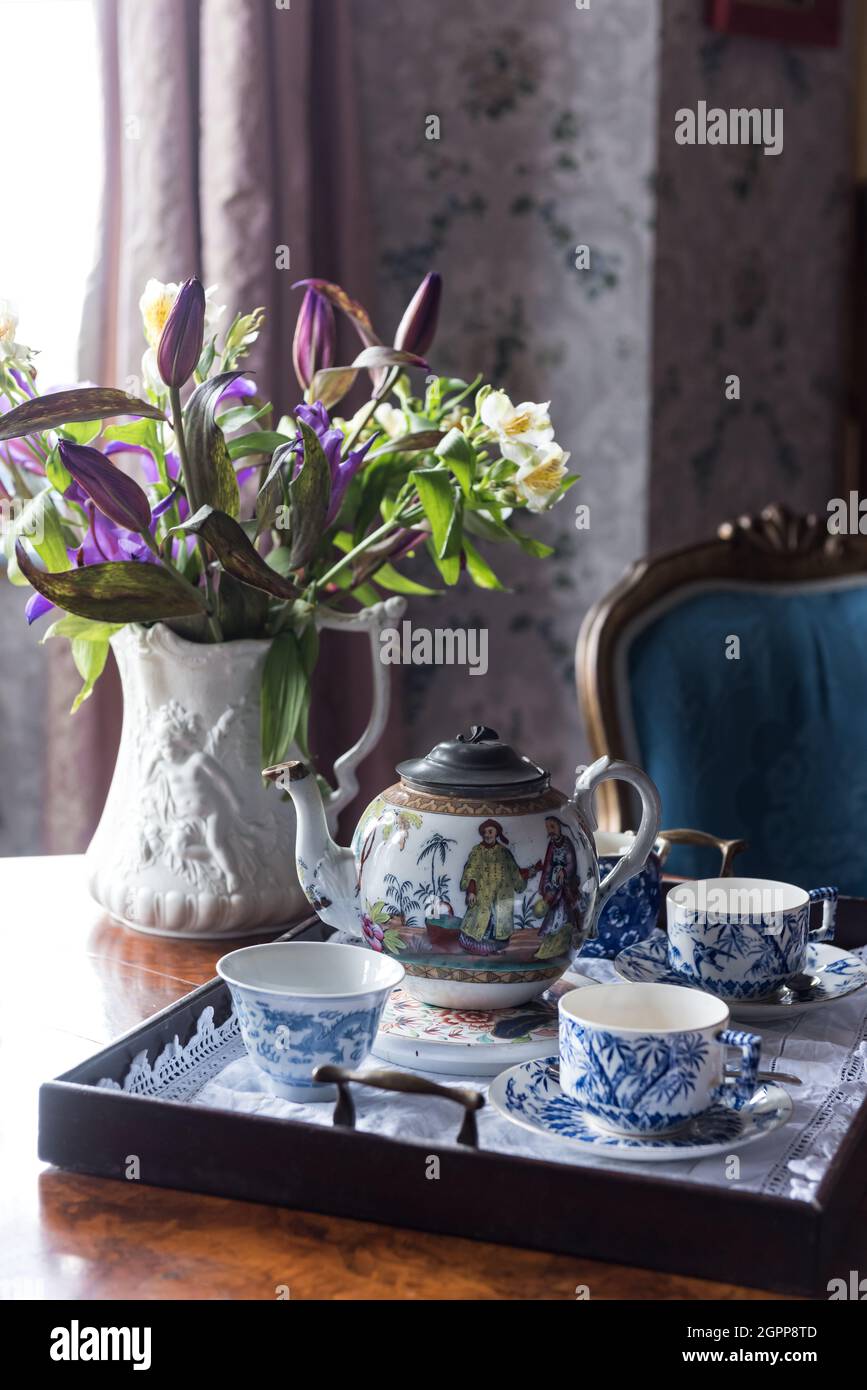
{"left": 666, "top": 878, "right": 837, "bottom": 1001}
{"left": 558, "top": 981, "right": 760, "bottom": 1136}
{"left": 217, "top": 941, "right": 404, "bottom": 1102}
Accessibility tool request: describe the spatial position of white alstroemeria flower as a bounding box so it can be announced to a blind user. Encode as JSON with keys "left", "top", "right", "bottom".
{"left": 139, "top": 279, "right": 225, "bottom": 390}
{"left": 374, "top": 403, "right": 406, "bottom": 439}
{"left": 0, "top": 298, "right": 33, "bottom": 368}
{"left": 514, "top": 442, "right": 570, "bottom": 513}
{"left": 480, "top": 389, "right": 554, "bottom": 463}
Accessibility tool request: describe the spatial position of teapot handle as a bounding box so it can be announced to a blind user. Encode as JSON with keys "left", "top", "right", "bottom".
{"left": 573, "top": 757, "right": 661, "bottom": 934}
{"left": 315, "top": 597, "right": 406, "bottom": 825}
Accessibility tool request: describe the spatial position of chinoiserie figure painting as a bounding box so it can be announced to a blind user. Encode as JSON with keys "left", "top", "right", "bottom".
{"left": 459, "top": 819, "right": 541, "bottom": 955}
{"left": 534, "top": 816, "right": 582, "bottom": 960}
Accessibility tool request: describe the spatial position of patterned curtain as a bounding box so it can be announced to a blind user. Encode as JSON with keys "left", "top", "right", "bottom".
{"left": 49, "top": 0, "right": 386, "bottom": 851}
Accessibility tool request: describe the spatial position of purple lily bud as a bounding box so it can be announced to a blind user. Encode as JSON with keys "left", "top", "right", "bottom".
{"left": 58, "top": 440, "right": 152, "bottom": 533}
{"left": 293, "top": 288, "right": 336, "bottom": 392}
{"left": 157, "top": 277, "right": 206, "bottom": 389}
{"left": 394, "top": 272, "right": 442, "bottom": 357}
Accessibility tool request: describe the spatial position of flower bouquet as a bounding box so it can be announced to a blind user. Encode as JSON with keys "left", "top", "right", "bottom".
{"left": 0, "top": 273, "right": 577, "bottom": 934}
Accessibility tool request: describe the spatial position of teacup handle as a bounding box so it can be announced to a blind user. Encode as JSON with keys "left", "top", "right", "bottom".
{"left": 717, "top": 1028, "right": 761, "bottom": 1109}
{"left": 655, "top": 828, "right": 748, "bottom": 877}
{"left": 808, "top": 886, "right": 837, "bottom": 943}
{"left": 574, "top": 757, "right": 661, "bottom": 936}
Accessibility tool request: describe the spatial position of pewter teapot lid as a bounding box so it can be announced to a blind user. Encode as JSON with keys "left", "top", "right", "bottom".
{"left": 396, "top": 725, "right": 549, "bottom": 798}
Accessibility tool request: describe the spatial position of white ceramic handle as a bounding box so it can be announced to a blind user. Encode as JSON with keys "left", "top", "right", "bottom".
{"left": 574, "top": 756, "right": 661, "bottom": 930}
{"left": 315, "top": 597, "right": 406, "bottom": 823}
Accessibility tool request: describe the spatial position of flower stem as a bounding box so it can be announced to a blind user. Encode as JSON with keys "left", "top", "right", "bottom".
{"left": 315, "top": 501, "right": 419, "bottom": 593}
{"left": 340, "top": 366, "right": 401, "bottom": 459}
{"left": 169, "top": 385, "right": 223, "bottom": 641}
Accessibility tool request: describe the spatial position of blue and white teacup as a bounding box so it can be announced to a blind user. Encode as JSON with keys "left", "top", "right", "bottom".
{"left": 584, "top": 828, "right": 748, "bottom": 959}
{"left": 559, "top": 981, "right": 761, "bottom": 1136}
{"left": 217, "top": 941, "right": 404, "bottom": 1102}
{"left": 581, "top": 831, "right": 664, "bottom": 958}
{"left": 666, "top": 878, "right": 838, "bottom": 1001}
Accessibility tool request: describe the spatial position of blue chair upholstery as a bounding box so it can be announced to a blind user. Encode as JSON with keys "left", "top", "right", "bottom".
{"left": 622, "top": 581, "right": 867, "bottom": 895}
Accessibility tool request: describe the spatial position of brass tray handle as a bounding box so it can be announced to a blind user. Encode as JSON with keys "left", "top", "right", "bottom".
{"left": 656, "top": 829, "right": 748, "bottom": 878}
{"left": 313, "top": 1065, "right": 486, "bottom": 1149}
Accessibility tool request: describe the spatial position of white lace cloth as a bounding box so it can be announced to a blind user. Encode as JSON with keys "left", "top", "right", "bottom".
{"left": 100, "top": 947, "right": 867, "bottom": 1203}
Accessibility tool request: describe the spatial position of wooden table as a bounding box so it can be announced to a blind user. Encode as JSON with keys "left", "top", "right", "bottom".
{"left": 3, "top": 855, "right": 864, "bottom": 1301}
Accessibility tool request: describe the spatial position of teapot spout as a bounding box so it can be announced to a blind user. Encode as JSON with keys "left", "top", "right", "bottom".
{"left": 262, "top": 760, "right": 357, "bottom": 934}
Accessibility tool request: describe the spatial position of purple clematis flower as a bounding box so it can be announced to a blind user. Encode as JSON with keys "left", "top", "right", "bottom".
{"left": 293, "top": 401, "right": 376, "bottom": 527}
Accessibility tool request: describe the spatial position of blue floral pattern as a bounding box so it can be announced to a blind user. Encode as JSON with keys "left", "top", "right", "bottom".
{"left": 616, "top": 935, "right": 867, "bottom": 1014}
{"left": 580, "top": 853, "right": 661, "bottom": 959}
{"left": 495, "top": 1058, "right": 790, "bottom": 1156}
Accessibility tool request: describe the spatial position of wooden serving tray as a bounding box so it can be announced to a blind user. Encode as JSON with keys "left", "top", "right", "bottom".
{"left": 38, "top": 903, "right": 867, "bottom": 1297}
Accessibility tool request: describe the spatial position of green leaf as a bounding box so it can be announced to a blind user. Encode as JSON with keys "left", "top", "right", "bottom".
{"left": 411, "top": 467, "right": 456, "bottom": 558}
{"left": 58, "top": 420, "right": 100, "bottom": 445}
{"left": 462, "top": 536, "right": 507, "bottom": 591}
{"left": 46, "top": 447, "right": 72, "bottom": 495}
{"left": 463, "top": 509, "right": 555, "bottom": 558}
{"left": 182, "top": 372, "right": 244, "bottom": 518}
{"left": 255, "top": 442, "right": 294, "bottom": 538}
{"left": 42, "top": 615, "right": 122, "bottom": 644}
{"left": 368, "top": 561, "right": 439, "bottom": 596}
{"left": 70, "top": 635, "right": 110, "bottom": 712}
{"left": 309, "top": 366, "right": 360, "bottom": 411}
{"left": 435, "top": 427, "right": 475, "bottom": 495}
{"left": 0, "top": 388, "right": 164, "bottom": 441}
{"left": 265, "top": 545, "right": 295, "bottom": 578}
{"left": 103, "top": 419, "right": 160, "bottom": 448}
{"left": 216, "top": 402, "right": 271, "bottom": 431}
{"left": 512, "top": 530, "right": 555, "bottom": 559}
{"left": 3, "top": 489, "right": 70, "bottom": 575}
{"left": 413, "top": 467, "right": 462, "bottom": 584}
{"left": 351, "top": 455, "right": 406, "bottom": 542}
{"left": 288, "top": 420, "right": 331, "bottom": 570}
{"left": 15, "top": 543, "right": 205, "bottom": 623}
{"left": 261, "top": 631, "right": 307, "bottom": 768}
{"left": 173, "top": 506, "right": 298, "bottom": 600}
{"left": 227, "top": 430, "right": 292, "bottom": 461}
{"left": 217, "top": 571, "right": 270, "bottom": 640}
{"left": 367, "top": 430, "right": 445, "bottom": 461}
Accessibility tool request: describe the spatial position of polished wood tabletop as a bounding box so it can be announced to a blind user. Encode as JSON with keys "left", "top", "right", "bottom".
{"left": 2, "top": 854, "right": 863, "bottom": 1302}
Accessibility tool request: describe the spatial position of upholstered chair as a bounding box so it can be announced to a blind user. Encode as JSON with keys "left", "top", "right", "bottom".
{"left": 577, "top": 506, "right": 867, "bottom": 894}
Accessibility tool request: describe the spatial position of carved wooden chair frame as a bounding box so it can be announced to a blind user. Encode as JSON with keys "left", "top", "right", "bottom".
{"left": 577, "top": 504, "right": 867, "bottom": 831}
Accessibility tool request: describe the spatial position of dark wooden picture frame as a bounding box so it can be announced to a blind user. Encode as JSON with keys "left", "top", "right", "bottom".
{"left": 706, "top": 0, "right": 842, "bottom": 46}
{"left": 577, "top": 505, "right": 867, "bottom": 831}
{"left": 37, "top": 905, "right": 867, "bottom": 1298}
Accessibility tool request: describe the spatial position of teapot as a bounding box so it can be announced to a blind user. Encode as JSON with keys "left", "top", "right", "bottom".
{"left": 264, "top": 726, "right": 661, "bottom": 1009}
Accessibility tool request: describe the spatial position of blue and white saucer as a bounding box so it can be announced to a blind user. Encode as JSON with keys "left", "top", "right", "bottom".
{"left": 614, "top": 935, "right": 867, "bottom": 1023}
{"left": 489, "top": 1057, "right": 792, "bottom": 1162}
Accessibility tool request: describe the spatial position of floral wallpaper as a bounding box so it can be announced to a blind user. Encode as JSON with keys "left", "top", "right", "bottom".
{"left": 650, "top": 0, "right": 857, "bottom": 551}
{"left": 354, "top": 0, "right": 662, "bottom": 788}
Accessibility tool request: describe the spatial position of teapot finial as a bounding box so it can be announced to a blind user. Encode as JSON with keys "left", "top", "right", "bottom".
{"left": 457, "top": 725, "right": 499, "bottom": 744}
